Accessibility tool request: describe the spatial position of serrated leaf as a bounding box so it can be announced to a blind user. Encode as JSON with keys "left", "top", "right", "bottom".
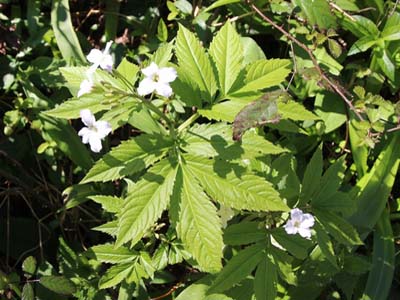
{"left": 174, "top": 165, "right": 223, "bottom": 272}
{"left": 99, "top": 263, "right": 134, "bottom": 289}
{"left": 81, "top": 134, "right": 172, "bottom": 183}
{"left": 271, "top": 228, "right": 312, "bottom": 259}
{"left": 182, "top": 123, "right": 286, "bottom": 160}
{"left": 209, "top": 22, "right": 243, "bottom": 96}
{"left": 22, "top": 256, "right": 37, "bottom": 277}
{"left": 45, "top": 95, "right": 112, "bottom": 119}
{"left": 89, "top": 195, "right": 123, "bottom": 213}
{"left": 176, "top": 24, "right": 217, "bottom": 102}
{"left": 241, "top": 37, "right": 266, "bottom": 65}
{"left": 314, "top": 223, "right": 338, "bottom": 268}
{"left": 39, "top": 276, "right": 76, "bottom": 295}
{"left": 115, "top": 160, "right": 177, "bottom": 248}
{"left": 315, "top": 210, "right": 363, "bottom": 246}
{"left": 254, "top": 254, "right": 277, "bottom": 300}
{"left": 328, "top": 38, "right": 342, "bottom": 58}
{"left": 315, "top": 156, "right": 346, "bottom": 199}
{"left": 152, "top": 42, "right": 174, "bottom": 67}
{"left": 100, "top": 98, "right": 139, "bottom": 130}
{"left": 224, "top": 222, "right": 266, "bottom": 245}
{"left": 312, "top": 192, "right": 355, "bottom": 215}
{"left": 230, "top": 59, "right": 291, "bottom": 94}
{"left": 232, "top": 93, "right": 281, "bottom": 140}
{"left": 116, "top": 58, "right": 139, "bottom": 83}
{"left": 184, "top": 155, "right": 288, "bottom": 211}
{"left": 298, "top": 145, "right": 322, "bottom": 206}
{"left": 198, "top": 99, "right": 250, "bottom": 122}
{"left": 278, "top": 100, "right": 320, "bottom": 121}
{"left": 314, "top": 92, "right": 346, "bottom": 133}
{"left": 89, "top": 244, "right": 137, "bottom": 264}
{"left": 208, "top": 243, "right": 265, "bottom": 293}
{"left": 93, "top": 220, "right": 118, "bottom": 236}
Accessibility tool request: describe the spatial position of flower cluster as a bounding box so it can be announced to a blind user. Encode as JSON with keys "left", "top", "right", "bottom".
{"left": 284, "top": 208, "right": 315, "bottom": 239}
{"left": 78, "top": 41, "right": 114, "bottom": 98}
{"left": 78, "top": 109, "right": 112, "bottom": 153}
{"left": 76, "top": 42, "right": 178, "bottom": 152}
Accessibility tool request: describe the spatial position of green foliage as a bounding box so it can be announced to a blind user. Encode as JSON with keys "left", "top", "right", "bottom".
{"left": 3, "top": 1, "right": 400, "bottom": 299}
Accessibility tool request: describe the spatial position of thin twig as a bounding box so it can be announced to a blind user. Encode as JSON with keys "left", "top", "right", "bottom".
{"left": 247, "top": 1, "right": 365, "bottom": 121}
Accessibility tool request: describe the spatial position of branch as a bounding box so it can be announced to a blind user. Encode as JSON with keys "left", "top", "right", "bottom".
{"left": 247, "top": 1, "right": 365, "bottom": 121}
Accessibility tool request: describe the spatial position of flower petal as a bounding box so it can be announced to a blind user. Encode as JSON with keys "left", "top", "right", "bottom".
{"left": 155, "top": 82, "right": 173, "bottom": 97}
{"left": 158, "top": 67, "right": 177, "bottom": 83}
{"left": 284, "top": 220, "right": 298, "bottom": 235}
{"left": 141, "top": 62, "right": 159, "bottom": 77}
{"left": 137, "top": 78, "right": 157, "bottom": 96}
{"left": 95, "top": 120, "right": 112, "bottom": 138}
{"left": 78, "top": 127, "right": 91, "bottom": 144}
{"left": 88, "top": 135, "right": 103, "bottom": 152}
{"left": 298, "top": 227, "right": 312, "bottom": 239}
{"left": 80, "top": 109, "right": 96, "bottom": 127}
{"left": 290, "top": 208, "right": 303, "bottom": 221}
{"left": 78, "top": 79, "right": 93, "bottom": 97}
{"left": 100, "top": 54, "right": 113, "bottom": 71}
{"left": 87, "top": 49, "right": 103, "bottom": 64}
{"left": 301, "top": 213, "right": 315, "bottom": 228}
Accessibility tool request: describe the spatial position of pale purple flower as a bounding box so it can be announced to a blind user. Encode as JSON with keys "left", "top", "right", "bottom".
{"left": 284, "top": 208, "right": 315, "bottom": 239}
{"left": 87, "top": 41, "right": 113, "bottom": 73}
{"left": 78, "top": 109, "right": 111, "bottom": 153}
{"left": 137, "top": 62, "right": 177, "bottom": 97}
{"left": 77, "top": 78, "right": 93, "bottom": 98}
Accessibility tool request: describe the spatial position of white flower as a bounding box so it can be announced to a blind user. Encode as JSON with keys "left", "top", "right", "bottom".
{"left": 284, "top": 208, "right": 315, "bottom": 239}
{"left": 77, "top": 78, "right": 94, "bottom": 98}
{"left": 137, "top": 62, "right": 177, "bottom": 97}
{"left": 78, "top": 109, "right": 112, "bottom": 153}
{"left": 86, "top": 41, "right": 113, "bottom": 73}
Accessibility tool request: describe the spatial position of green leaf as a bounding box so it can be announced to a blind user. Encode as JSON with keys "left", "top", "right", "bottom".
{"left": 104, "top": 0, "right": 120, "bottom": 40}
{"left": 199, "top": 99, "right": 250, "bottom": 122}
{"left": 174, "top": 165, "right": 224, "bottom": 272}
{"left": 208, "top": 243, "right": 265, "bottom": 293}
{"left": 22, "top": 256, "right": 37, "bottom": 277}
{"left": 93, "top": 221, "right": 118, "bottom": 236}
{"left": 271, "top": 228, "right": 312, "bottom": 259}
{"left": 349, "top": 115, "right": 369, "bottom": 177}
{"left": 152, "top": 42, "right": 174, "bottom": 67}
{"left": 115, "top": 160, "right": 177, "bottom": 247}
{"left": 89, "top": 244, "right": 137, "bottom": 264}
{"left": 89, "top": 195, "right": 123, "bottom": 213}
{"left": 349, "top": 132, "right": 400, "bottom": 232}
{"left": 116, "top": 58, "right": 139, "bottom": 83}
{"left": 293, "top": 0, "right": 336, "bottom": 29}
{"left": 157, "top": 18, "right": 168, "bottom": 42}
{"left": 314, "top": 92, "right": 346, "bottom": 133}
{"left": 254, "top": 254, "right": 277, "bottom": 300}
{"left": 45, "top": 95, "right": 113, "bottom": 119}
{"left": 39, "top": 114, "right": 93, "bottom": 170}
{"left": 209, "top": 22, "right": 243, "bottom": 96}
{"left": 298, "top": 145, "right": 322, "bottom": 206}
{"left": 348, "top": 36, "right": 377, "bottom": 55}
{"left": 39, "top": 276, "right": 76, "bottom": 295}
{"left": 184, "top": 155, "right": 288, "bottom": 212}
{"left": 342, "top": 15, "right": 379, "bottom": 38}
{"left": 241, "top": 37, "right": 266, "bottom": 65}
{"left": 99, "top": 263, "right": 134, "bottom": 289}
{"left": 22, "top": 283, "right": 34, "bottom": 300}
{"left": 176, "top": 24, "right": 217, "bottom": 102}
{"left": 182, "top": 123, "right": 286, "bottom": 160}
{"left": 312, "top": 192, "right": 355, "bottom": 215}
{"left": 314, "top": 223, "right": 338, "bottom": 268}
{"left": 51, "top": 0, "right": 86, "bottom": 64}
{"left": 128, "top": 104, "right": 165, "bottom": 135}
{"left": 203, "top": 0, "right": 240, "bottom": 12}
{"left": 230, "top": 59, "right": 291, "bottom": 94}
{"left": 315, "top": 156, "right": 346, "bottom": 199}
{"left": 377, "top": 49, "right": 396, "bottom": 81}
{"left": 100, "top": 98, "right": 139, "bottom": 130}
{"left": 362, "top": 210, "right": 394, "bottom": 300}
{"left": 223, "top": 222, "right": 266, "bottom": 245}
{"left": 232, "top": 93, "right": 281, "bottom": 141}
{"left": 314, "top": 209, "right": 363, "bottom": 246}
{"left": 81, "top": 134, "right": 172, "bottom": 183}
{"left": 278, "top": 100, "right": 320, "bottom": 121}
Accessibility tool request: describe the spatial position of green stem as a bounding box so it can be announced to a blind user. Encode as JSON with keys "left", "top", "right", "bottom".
{"left": 177, "top": 112, "right": 200, "bottom": 133}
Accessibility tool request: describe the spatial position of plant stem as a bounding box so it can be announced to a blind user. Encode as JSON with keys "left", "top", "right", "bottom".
{"left": 177, "top": 112, "right": 200, "bottom": 133}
